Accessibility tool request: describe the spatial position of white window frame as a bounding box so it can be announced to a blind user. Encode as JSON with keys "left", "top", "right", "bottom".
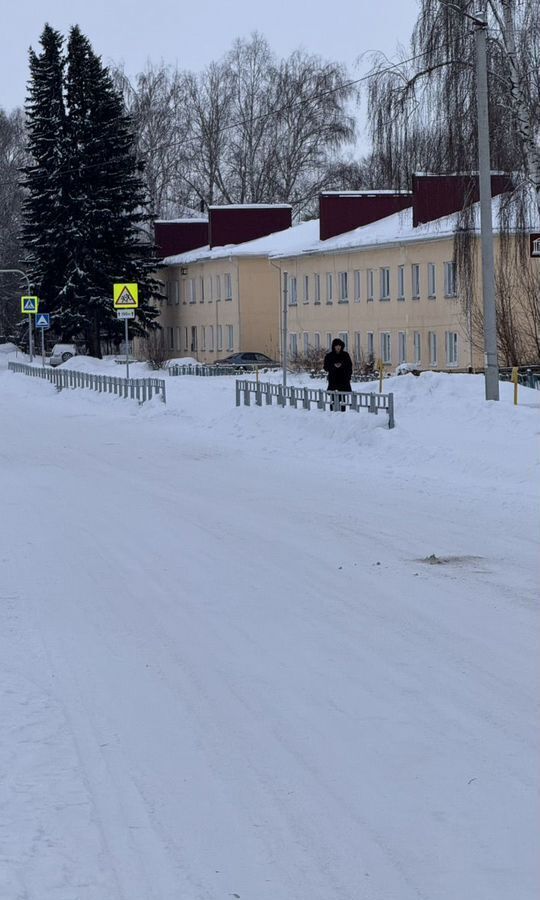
{"left": 303, "top": 274, "right": 309, "bottom": 304}
{"left": 354, "top": 270, "right": 361, "bottom": 302}
{"left": 224, "top": 273, "right": 232, "bottom": 301}
{"left": 397, "top": 265, "right": 405, "bottom": 300}
{"left": 446, "top": 331, "right": 458, "bottom": 367}
{"left": 215, "top": 274, "right": 222, "bottom": 301}
{"left": 289, "top": 276, "right": 298, "bottom": 306}
{"left": 173, "top": 280, "right": 180, "bottom": 305}
{"left": 429, "top": 331, "right": 438, "bottom": 366}
{"left": 199, "top": 276, "right": 205, "bottom": 303}
{"left": 314, "top": 274, "right": 321, "bottom": 304}
{"left": 380, "top": 267, "right": 390, "bottom": 301}
{"left": 168, "top": 326, "right": 174, "bottom": 350}
{"left": 289, "top": 333, "right": 298, "bottom": 355}
{"left": 412, "top": 264, "right": 420, "bottom": 300}
{"left": 338, "top": 331, "right": 349, "bottom": 350}
{"left": 208, "top": 325, "right": 214, "bottom": 352}
{"left": 444, "top": 261, "right": 457, "bottom": 297}
{"left": 217, "top": 324, "right": 223, "bottom": 351}
{"left": 183, "top": 326, "right": 189, "bottom": 351}
{"left": 327, "top": 332, "right": 333, "bottom": 350}
{"left": 413, "top": 331, "right": 421, "bottom": 365}
{"left": 326, "top": 272, "right": 333, "bottom": 303}
{"left": 188, "top": 278, "right": 196, "bottom": 304}
{"left": 191, "top": 325, "right": 198, "bottom": 352}
{"left": 354, "top": 331, "right": 361, "bottom": 364}
{"left": 314, "top": 332, "right": 321, "bottom": 350}
{"left": 226, "top": 324, "right": 234, "bottom": 351}
{"left": 367, "top": 269, "right": 374, "bottom": 301}
{"left": 303, "top": 332, "right": 309, "bottom": 354}
{"left": 428, "top": 263, "right": 436, "bottom": 299}
{"left": 338, "top": 271, "right": 348, "bottom": 302}
{"left": 175, "top": 326, "right": 181, "bottom": 350}
{"left": 398, "top": 331, "right": 406, "bottom": 364}
{"left": 381, "top": 332, "right": 391, "bottom": 365}
{"left": 367, "top": 332, "right": 374, "bottom": 360}
{"left": 201, "top": 326, "right": 206, "bottom": 351}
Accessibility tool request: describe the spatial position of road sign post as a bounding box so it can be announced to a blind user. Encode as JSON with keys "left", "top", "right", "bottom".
{"left": 35, "top": 313, "right": 50, "bottom": 368}
{"left": 21, "top": 296, "right": 39, "bottom": 363}
{"left": 113, "top": 283, "right": 138, "bottom": 380}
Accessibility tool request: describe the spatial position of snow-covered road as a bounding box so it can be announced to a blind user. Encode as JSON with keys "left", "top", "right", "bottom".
{"left": 1, "top": 357, "right": 539, "bottom": 899}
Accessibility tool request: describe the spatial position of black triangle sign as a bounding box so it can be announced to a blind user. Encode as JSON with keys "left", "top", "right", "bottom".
{"left": 116, "top": 286, "right": 135, "bottom": 306}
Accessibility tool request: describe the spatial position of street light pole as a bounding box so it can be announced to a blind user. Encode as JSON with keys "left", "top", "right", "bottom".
{"left": 0, "top": 268, "right": 34, "bottom": 362}
{"left": 474, "top": 18, "right": 500, "bottom": 400}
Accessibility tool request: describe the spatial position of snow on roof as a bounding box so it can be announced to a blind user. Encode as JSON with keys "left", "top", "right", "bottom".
{"left": 161, "top": 219, "right": 319, "bottom": 267}
{"left": 160, "top": 193, "right": 539, "bottom": 268}
{"left": 154, "top": 218, "right": 208, "bottom": 224}
{"left": 208, "top": 203, "right": 292, "bottom": 210}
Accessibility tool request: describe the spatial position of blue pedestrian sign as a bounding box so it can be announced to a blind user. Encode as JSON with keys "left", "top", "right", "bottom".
{"left": 35, "top": 313, "right": 50, "bottom": 329}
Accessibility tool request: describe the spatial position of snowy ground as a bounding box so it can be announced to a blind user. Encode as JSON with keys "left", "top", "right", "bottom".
{"left": 1, "top": 348, "right": 539, "bottom": 900}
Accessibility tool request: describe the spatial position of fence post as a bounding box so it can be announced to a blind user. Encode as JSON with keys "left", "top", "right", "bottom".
{"left": 236, "top": 381, "right": 241, "bottom": 407}
{"left": 303, "top": 388, "right": 310, "bottom": 410}
{"left": 388, "top": 392, "right": 395, "bottom": 429}
{"left": 369, "top": 393, "right": 376, "bottom": 414}
{"left": 255, "top": 382, "right": 262, "bottom": 406}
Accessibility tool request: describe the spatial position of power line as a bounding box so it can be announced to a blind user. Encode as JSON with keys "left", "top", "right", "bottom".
{"left": 0, "top": 49, "right": 435, "bottom": 191}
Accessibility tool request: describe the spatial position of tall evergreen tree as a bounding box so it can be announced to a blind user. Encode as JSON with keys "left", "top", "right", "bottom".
{"left": 22, "top": 25, "right": 160, "bottom": 356}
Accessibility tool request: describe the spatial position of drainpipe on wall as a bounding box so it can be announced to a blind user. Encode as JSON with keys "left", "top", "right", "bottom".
{"left": 270, "top": 259, "right": 287, "bottom": 389}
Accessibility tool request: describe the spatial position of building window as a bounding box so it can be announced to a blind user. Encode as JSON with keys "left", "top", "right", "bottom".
{"left": 191, "top": 325, "right": 198, "bottom": 352}
{"left": 168, "top": 326, "right": 174, "bottom": 350}
{"left": 413, "top": 331, "right": 421, "bottom": 364}
{"left": 380, "top": 267, "right": 390, "bottom": 300}
{"left": 338, "top": 271, "right": 348, "bottom": 302}
{"left": 354, "top": 331, "right": 361, "bottom": 364}
{"left": 367, "top": 269, "right": 374, "bottom": 301}
{"left": 398, "top": 331, "right": 406, "bottom": 363}
{"left": 183, "top": 327, "right": 188, "bottom": 351}
{"left": 166, "top": 282, "right": 171, "bottom": 306}
{"left": 181, "top": 278, "right": 187, "bottom": 304}
{"left": 303, "top": 275, "right": 309, "bottom": 304}
{"left": 173, "top": 280, "right": 180, "bottom": 305}
{"left": 226, "top": 324, "right": 234, "bottom": 351}
{"left": 338, "top": 331, "right": 349, "bottom": 350}
{"left": 326, "top": 272, "right": 333, "bottom": 303}
{"left": 354, "top": 270, "right": 361, "bottom": 302}
{"left": 381, "top": 332, "right": 391, "bottom": 365}
{"left": 446, "top": 331, "right": 458, "bottom": 366}
{"left": 175, "top": 326, "right": 181, "bottom": 350}
{"left": 201, "top": 326, "right": 206, "bottom": 351}
{"left": 428, "top": 263, "right": 436, "bottom": 298}
{"left": 314, "top": 274, "right": 321, "bottom": 304}
{"left": 188, "top": 278, "right": 196, "bottom": 303}
{"left": 303, "top": 332, "right": 309, "bottom": 354}
{"left": 224, "top": 273, "right": 232, "bottom": 301}
{"left": 215, "top": 275, "right": 222, "bottom": 301}
{"left": 367, "top": 332, "right": 374, "bottom": 361}
{"left": 199, "top": 276, "right": 205, "bottom": 302}
{"left": 314, "top": 332, "right": 321, "bottom": 350}
{"left": 444, "top": 261, "right": 457, "bottom": 297}
{"left": 208, "top": 276, "right": 213, "bottom": 302}
{"left": 289, "top": 333, "right": 298, "bottom": 355}
{"left": 429, "top": 331, "right": 438, "bottom": 366}
{"left": 327, "top": 332, "right": 333, "bottom": 350}
{"left": 289, "top": 276, "right": 298, "bottom": 305}
{"left": 397, "top": 265, "right": 405, "bottom": 300}
{"left": 412, "top": 264, "right": 420, "bottom": 299}
{"left": 217, "top": 325, "right": 223, "bottom": 351}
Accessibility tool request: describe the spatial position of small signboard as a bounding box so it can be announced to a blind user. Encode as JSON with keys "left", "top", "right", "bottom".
{"left": 113, "top": 283, "right": 139, "bottom": 309}
{"left": 35, "top": 313, "right": 51, "bottom": 329}
{"left": 21, "top": 295, "right": 39, "bottom": 314}
{"left": 116, "top": 309, "right": 135, "bottom": 320}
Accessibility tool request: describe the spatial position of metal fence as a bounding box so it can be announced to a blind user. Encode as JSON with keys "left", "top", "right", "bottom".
{"left": 236, "top": 379, "right": 395, "bottom": 428}
{"left": 499, "top": 367, "right": 540, "bottom": 390}
{"left": 168, "top": 363, "right": 278, "bottom": 377}
{"left": 8, "top": 361, "right": 166, "bottom": 403}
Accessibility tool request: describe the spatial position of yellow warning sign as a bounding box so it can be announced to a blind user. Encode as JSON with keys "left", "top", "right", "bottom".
{"left": 113, "top": 283, "right": 138, "bottom": 309}
{"left": 21, "top": 295, "right": 39, "bottom": 314}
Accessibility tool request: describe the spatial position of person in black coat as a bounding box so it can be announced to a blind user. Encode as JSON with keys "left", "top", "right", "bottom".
{"left": 324, "top": 338, "right": 353, "bottom": 392}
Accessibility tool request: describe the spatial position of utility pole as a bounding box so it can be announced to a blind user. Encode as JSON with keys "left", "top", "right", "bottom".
{"left": 474, "top": 15, "right": 499, "bottom": 400}
{"left": 282, "top": 271, "right": 288, "bottom": 390}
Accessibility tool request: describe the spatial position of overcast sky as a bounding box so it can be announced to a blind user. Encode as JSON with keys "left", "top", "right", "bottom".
{"left": 3, "top": 0, "right": 419, "bottom": 143}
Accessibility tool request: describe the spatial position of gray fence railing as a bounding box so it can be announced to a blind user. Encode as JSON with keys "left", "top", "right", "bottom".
{"left": 8, "top": 361, "right": 166, "bottom": 403}
{"left": 499, "top": 367, "right": 540, "bottom": 390}
{"left": 236, "top": 379, "right": 395, "bottom": 428}
{"left": 169, "top": 364, "right": 233, "bottom": 377}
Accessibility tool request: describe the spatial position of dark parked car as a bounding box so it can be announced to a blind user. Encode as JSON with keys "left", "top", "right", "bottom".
{"left": 214, "top": 352, "right": 279, "bottom": 369}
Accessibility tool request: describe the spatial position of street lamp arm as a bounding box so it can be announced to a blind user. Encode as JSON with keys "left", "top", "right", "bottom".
{"left": 0, "top": 268, "right": 32, "bottom": 294}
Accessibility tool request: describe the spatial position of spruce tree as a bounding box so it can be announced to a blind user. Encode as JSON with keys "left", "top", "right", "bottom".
{"left": 22, "top": 25, "right": 160, "bottom": 356}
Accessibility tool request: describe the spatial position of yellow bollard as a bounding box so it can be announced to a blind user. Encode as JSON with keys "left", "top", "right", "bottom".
{"left": 512, "top": 366, "right": 519, "bottom": 405}
{"left": 377, "top": 358, "right": 384, "bottom": 393}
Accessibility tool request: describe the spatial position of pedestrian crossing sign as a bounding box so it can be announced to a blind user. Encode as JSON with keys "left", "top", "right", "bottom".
{"left": 113, "top": 283, "right": 138, "bottom": 309}
{"left": 21, "top": 295, "right": 39, "bottom": 314}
